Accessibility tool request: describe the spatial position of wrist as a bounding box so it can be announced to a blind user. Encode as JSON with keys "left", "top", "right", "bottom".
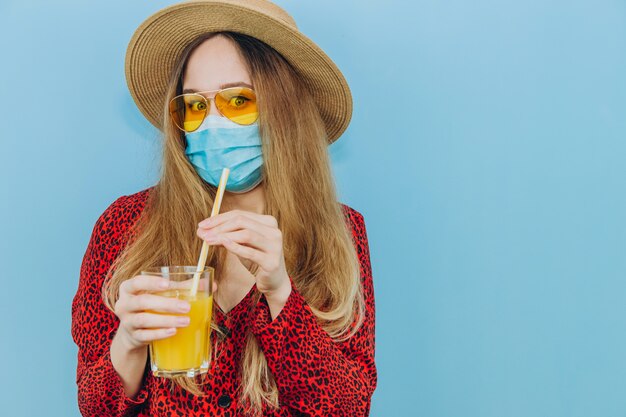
{"left": 112, "top": 328, "right": 145, "bottom": 356}
{"left": 264, "top": 279, "right": 292, "bottom": 321}
{"left": 110, "top": 329, "right": 149, "bottom": 400}
{"left": 265, "top": 279, "right": 292, "bottom": 303}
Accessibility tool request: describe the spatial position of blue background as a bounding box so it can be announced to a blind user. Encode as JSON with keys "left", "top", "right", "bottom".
{"left": 1, "top": 0, "right": 625, "bottom": 416}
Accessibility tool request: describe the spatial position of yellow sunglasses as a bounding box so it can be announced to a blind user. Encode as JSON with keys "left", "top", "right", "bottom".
{"left": 169, "top": 86, "right": 259, "bottom": 132}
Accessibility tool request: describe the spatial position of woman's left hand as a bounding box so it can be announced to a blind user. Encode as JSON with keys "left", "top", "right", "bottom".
{"left": 196, "top": 210, "right": 292, "bottom": 304}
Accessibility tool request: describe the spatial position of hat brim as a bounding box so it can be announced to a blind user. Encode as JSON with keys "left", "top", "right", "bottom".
{"left": 125, "top": 0, "right": 352, "bottom": 144}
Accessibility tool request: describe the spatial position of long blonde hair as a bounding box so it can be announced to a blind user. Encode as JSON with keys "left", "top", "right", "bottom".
{"left": 103, "top": 31, "right": 364, "bottom": 415}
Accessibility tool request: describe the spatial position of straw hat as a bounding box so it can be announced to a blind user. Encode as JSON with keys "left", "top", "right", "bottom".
{"left": 124, "top": 0, "right": 352, "bottom": 144}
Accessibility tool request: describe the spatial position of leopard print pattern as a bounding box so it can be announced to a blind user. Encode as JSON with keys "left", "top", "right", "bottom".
{"left": 71, "top": 187, "right": 376, "bottom": 416}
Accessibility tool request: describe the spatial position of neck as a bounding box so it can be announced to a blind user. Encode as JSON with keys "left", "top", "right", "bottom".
{"left": 222, "top": 181, "right": 266, "bottom": 214}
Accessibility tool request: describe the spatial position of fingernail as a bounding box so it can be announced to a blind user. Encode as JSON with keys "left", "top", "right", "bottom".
{"left": 166, "top": 328, "right": 176, "bottom": 335}
{"left": 177, "top": 317, "right": 190, "bottom": 326}
{"left": 178, "top": 302, "right": 190, "bottom": 312}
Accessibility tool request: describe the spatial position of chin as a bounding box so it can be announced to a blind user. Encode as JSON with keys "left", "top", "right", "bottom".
{"left": 224, "top": 178, "right": 264, "bottom": 195}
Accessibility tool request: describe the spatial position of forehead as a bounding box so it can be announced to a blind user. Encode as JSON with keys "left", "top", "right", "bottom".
{"left": 182, "top": 35, "right": 252, "bottom": 92}
{"left": 183, "top": 82, "right": 254, "bottom": 94}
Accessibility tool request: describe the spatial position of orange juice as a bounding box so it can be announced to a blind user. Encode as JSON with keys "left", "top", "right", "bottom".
{"left": 148, "top": 290, "right": 213, "bottom": 376}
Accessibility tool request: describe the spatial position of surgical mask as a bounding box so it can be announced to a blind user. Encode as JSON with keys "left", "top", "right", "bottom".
{"left": 184, "top": 114, "right": 264, "bottom": 193}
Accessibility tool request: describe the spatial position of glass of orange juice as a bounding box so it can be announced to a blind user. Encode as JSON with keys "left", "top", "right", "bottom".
{"left": 140, "top": 266, "right": 214, "bottom": 378}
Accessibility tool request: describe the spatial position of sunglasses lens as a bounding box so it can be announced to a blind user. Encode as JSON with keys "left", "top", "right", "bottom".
{"left": 215, "top": 87, "right": 258, "bottom": 125}
{"left": 169, "top": 94, "right": 208, "bottom": 132}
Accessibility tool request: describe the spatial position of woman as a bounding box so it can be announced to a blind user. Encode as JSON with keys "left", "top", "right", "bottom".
{"left": 71, "top": 1, "right": 376, "bottom": 416}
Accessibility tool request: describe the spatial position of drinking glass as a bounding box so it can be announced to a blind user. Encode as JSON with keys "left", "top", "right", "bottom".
{"left": 140, "top": 266, "right": 214, "bottom": 378}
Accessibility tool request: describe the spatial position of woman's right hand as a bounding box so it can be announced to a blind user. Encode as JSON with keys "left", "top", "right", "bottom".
{"left": 112, "top": 274, "right": 191, "bottom": 352}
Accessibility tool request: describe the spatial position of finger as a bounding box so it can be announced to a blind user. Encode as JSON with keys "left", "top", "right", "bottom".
{"left": 201, "top": 229, "right": 267, "bottom": 252}
{"left": 133, "top": 328, "right": 177, "bottom": 343}
{"left": 127, "top": 293, "right": 191, "bottom": 314}
{"left": 120, "top": 275, "right": 170, "bottom": 295}
{"left": 169, "top": 277, "right": 210, "bottom": 292}
{"left": 219, "top": 236, "right": 272, "bottom": 270}
{"left": 198, "top": 213, "right": 276, "bottom": 240}
{"left": 130, "top": 312, "right": 190, "bottom": 330}
{"left": 198, "top": 209, "right": 277, "bottom": 229}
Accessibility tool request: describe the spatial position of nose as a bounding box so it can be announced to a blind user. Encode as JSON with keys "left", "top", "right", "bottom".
{"left": 207, "top": 97, "right": 221, "bottom": 117}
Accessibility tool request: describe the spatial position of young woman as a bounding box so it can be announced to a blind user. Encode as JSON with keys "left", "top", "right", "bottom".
{"left": 71, "top": 1, "right": 376, "bottom": 416}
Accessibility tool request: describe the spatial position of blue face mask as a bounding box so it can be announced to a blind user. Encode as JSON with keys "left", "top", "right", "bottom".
{"left": 184, "top": 115, "right": 264, "bottom": 193}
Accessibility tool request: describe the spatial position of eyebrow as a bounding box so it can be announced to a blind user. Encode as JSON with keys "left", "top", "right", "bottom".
{"left": 183, "top": 82, "right": 253, "bottom": 93}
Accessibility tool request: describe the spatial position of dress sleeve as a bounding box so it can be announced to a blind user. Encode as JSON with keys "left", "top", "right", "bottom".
{"left": 71, "top": 195, "right": 150, "bottom": 417}
{"left": 250, "top": 209, "right": 377, "bottom": 416}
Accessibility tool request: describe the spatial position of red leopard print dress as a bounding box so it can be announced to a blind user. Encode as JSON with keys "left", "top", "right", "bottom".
{"left": 71, "top": 187, "right": 377, "bottom": 416}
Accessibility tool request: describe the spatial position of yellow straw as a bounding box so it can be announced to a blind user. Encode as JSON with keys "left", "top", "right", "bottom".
{"left": 190, "top": 168, "right": 230, "bottom": 296}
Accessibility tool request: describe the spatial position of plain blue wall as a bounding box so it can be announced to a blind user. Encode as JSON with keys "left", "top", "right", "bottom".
{"left": 1, "top": 0, "right": 625, "bottom": 416}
